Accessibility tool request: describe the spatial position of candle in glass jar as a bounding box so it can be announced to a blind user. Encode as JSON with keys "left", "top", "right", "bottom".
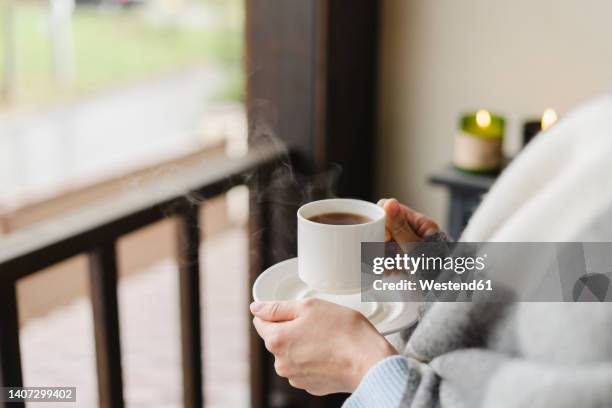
{"left": 453, "top": 109, "right": 505, "bottom": 173}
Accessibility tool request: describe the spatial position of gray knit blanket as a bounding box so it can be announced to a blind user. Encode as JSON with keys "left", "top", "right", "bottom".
{"left": 391, "top": 211, "right": 612, "bottom": 407}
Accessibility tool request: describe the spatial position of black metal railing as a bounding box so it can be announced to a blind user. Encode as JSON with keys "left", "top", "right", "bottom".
{"left": 0, "top": 144, "right": 284, "bottom": 408}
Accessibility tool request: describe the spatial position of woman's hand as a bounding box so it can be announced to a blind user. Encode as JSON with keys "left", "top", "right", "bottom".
{"left": 377, "top": 198, "right": 439, "bottom": 243}
{"left": 250, "top": 298, "right": 396, "bottom": 395}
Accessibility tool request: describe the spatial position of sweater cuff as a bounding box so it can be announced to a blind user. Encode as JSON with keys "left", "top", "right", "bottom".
{"left": 343, "top": 356, "right": 410, "bottom": 408}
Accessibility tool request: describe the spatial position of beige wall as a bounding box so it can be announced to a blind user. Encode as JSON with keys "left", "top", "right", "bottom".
{"left": 377, "top": 0, "right": 612, "bottom": 228}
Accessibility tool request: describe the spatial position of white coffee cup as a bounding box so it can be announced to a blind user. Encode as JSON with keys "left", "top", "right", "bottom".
{"left": 297, "top": 198, "right": 385, "bottom": 294}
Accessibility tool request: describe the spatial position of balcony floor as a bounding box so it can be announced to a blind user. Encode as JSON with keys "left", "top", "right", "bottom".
{"left": 20, "top": 227, "right": 249, "bottom": 408}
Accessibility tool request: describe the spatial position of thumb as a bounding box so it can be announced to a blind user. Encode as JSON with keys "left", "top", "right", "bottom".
{"left": 250, "top": 300, "right": 299, "bottom": 322}
{"left": 383, "top": 199, "right": 420, "bottom": 243}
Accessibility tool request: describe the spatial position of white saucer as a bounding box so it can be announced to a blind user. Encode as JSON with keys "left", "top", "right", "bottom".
{"left": 252, "top": 258, "right": 419, "bottom": 336}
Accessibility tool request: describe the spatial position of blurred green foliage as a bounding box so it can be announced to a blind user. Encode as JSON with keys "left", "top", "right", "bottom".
{"left": 0, "top": 0, "right": 243, "bottom": 108}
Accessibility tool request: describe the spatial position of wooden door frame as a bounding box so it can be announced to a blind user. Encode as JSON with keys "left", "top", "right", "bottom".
{"left": 246, "top": 0, "right": 379, "bottom": 200}
{"left": 246, "top": 1, "right": 380, "bottom": 407}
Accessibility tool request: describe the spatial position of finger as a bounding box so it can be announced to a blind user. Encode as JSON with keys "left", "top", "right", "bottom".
{"left": 250, "top": 300, "right": 300, "bottom": 322}
{"left": 253, "top": 317, "right": 285, "bottom": 353}
{"left": 384, "top": 227, "right": 392, "bottom": 242}
{"left": 380, "top": 199, "right": 392, "bottom": 241}
{"left": 252, "top": 316, "right": 274, "bottom": 339}
{"left": 420, "top": 220, "right": 440, "bottom": 237}
{"left": 383, "top": 199, "right": 420, "bottom": 243}
{"left": 288, "top": 377, "right": 307, "bottom": 390}
{"left": 398, "top": 205, "right": 439, "bottom": 237}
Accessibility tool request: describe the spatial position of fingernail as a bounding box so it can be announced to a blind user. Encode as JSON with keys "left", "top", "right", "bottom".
{"left": 387, "top": 200, "right": 400, "bottom": 218}
{"left": 250, "top": 301, "right": 264, "bottom": 313}
{"left": 424, "top": 229, "right": 438, "bottom": 237}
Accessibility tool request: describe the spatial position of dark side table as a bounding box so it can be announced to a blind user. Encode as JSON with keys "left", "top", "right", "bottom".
{"left": 429, "top": 167, "right": 497, "bottom": 239}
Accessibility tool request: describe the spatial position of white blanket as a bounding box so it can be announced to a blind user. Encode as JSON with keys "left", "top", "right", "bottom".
{"left": 461, "top": 93, "right": 612, "bottom": 242}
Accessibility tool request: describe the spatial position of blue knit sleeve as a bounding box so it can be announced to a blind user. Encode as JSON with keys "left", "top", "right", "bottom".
{"left": 343, "top": 356, "right": 411, "bottom": 408}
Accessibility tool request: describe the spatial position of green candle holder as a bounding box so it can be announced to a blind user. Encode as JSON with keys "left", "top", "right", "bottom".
{"left": 453, "top": 110, "right": 505, "bottom": 174}
{"left": 461, "top": 111, "right": 505, "bottom": 139}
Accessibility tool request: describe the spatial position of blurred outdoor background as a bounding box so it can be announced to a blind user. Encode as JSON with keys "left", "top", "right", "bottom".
{"left": 1, "top": 0, "right": 248, "bottom": 406}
